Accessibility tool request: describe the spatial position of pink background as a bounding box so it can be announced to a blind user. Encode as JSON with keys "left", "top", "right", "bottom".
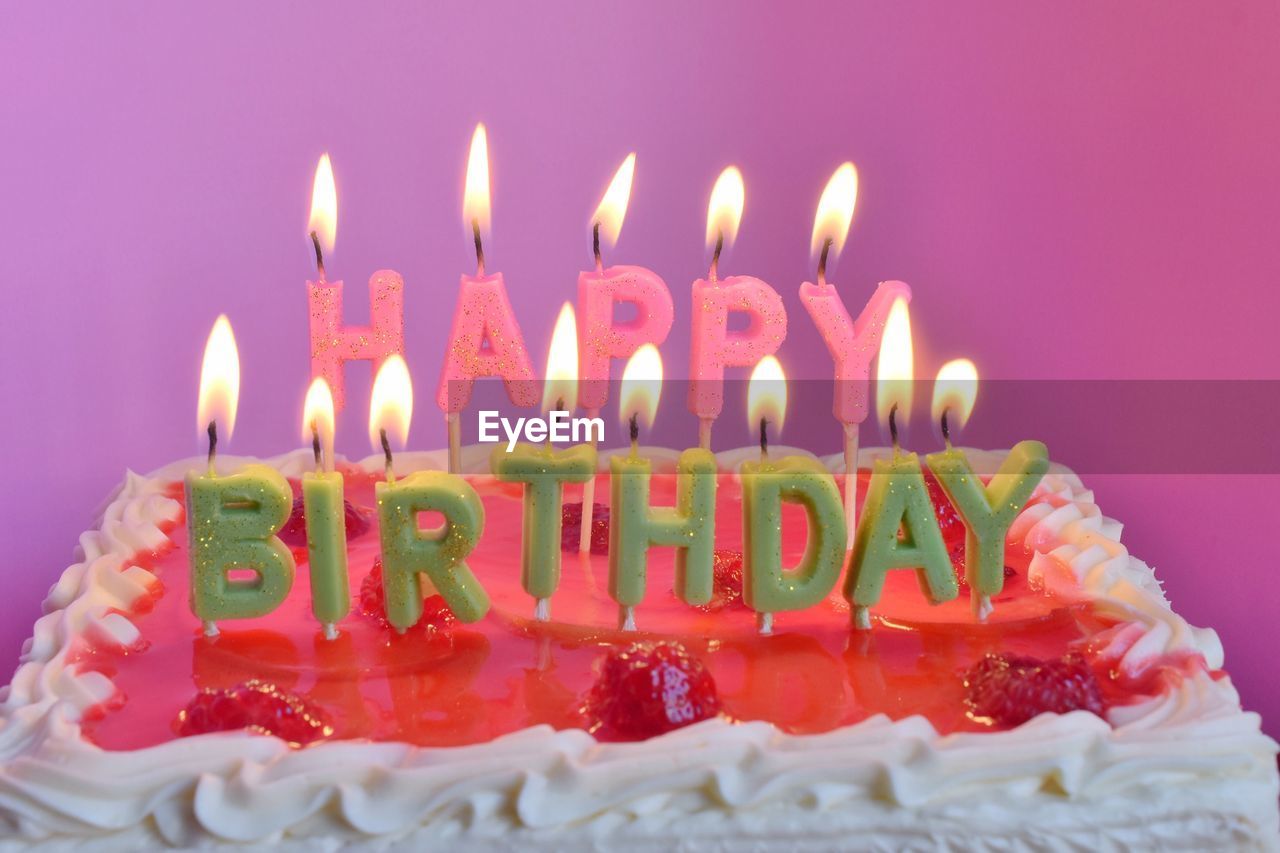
{"left": 1, "top": 4, "right": 1277, "bottom": 733}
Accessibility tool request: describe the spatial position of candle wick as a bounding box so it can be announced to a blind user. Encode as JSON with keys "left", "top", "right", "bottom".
{"left": 941, "top": 409, "right": 952, "bottom": 451}
{"left": 311, "top": 421, "right": 323, "bottom": 471}
{"left": 709, "top": 231, "right": 724, "bottom": 283}
{"left": 472, "top": 218, "right": 485, "bottom": 277}
{"left": 555, "top": 397, "right": 565, "bottom": 413}
{"left": 309, "top": 230, "right": 326, "bottom": 281}
{"left": 380, "top": 428, "right": 394, "bottom": 481}
{"left": 206, "top": 420, "right": 218, "bottom": 475}
{"left": 817, "top": 237, "right": 833, "bottom": 288}
{"left": 888, "top": 403, "right": 901, "bottom": 456}
{"left": 592, "top": 222, "right": 603, "bottom": 273}
{"left": 759, "top": 416, "right": 769, "bottom": 461}
{"left": 629, "top": 412, "right": 639, "bottom": 456}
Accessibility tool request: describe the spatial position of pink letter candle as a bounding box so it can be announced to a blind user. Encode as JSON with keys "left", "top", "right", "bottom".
{"left": 800, "top": 164, "right": 909, "bottom": 547}
{"left": 306, "top": 154, "right": 405, "bottom": 412}
{"left": 688, "top": 167, "right": 787, "bottom": 449}
{"left": 438, "top": 124, "right": 537, "bottom": 472}
{"left": 577, "top": 154, "right": 673, "bottom": 551}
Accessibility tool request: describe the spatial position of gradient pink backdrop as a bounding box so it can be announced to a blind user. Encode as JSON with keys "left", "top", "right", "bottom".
{"left": 1, "top": 3, "right": 1277, "bottom": 732}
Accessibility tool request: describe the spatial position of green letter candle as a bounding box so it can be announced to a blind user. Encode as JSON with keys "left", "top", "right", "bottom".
{"left": 926, "top": 440, "right": 1049, "bottom": 619}
{"left": 376, "top": 470, "right": 490, "bottom": 632}
{"left": 844, "top": 452, "right": 958, "bottom": 628}
{"left": 186, "top": 464, "right": 296, "bottom": 635}
{"left": 741, "top": 455, "right": 847, "bottom": 633}
{"left": 609, "top": 447, "right": 717, "bottom": 630}
{"left": 490, "top": 442, "right": 597, "bottom": 619}
{"left": 302, "top": 470, "right": 350, "bottom": 638}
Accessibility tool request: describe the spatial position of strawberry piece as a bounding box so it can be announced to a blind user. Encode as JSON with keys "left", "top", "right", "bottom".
{"left": 561, "top": 501, "right": 610, "bottom": 554}
{"left": 695, "top": 549, "right": 750, "bottom": 612}
{"left": 963, "top": 652, "right": 1105, "bottom": 727}
{"left": 949, "top": 543, "right": 1017, "bottom": 590}
{"left": 583, "top": 641, "right": 721, "bottom": 740}
{"left": 279, "top": 495, "right": 371, "bottom": 548}
{"left": 358, "top": 559, "right": 456, "bottom": 631}
{"left": 175, "top": 680, "right": 332, "bottom": 746}
{"left": 924, "top": 471, "right": 966, "bottom": 546}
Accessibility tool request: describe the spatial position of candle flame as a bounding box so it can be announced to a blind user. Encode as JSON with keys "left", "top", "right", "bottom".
{"left": 196, "top": 314, "right": 240, "bottom": 442}
{"left": 875, "top": 298, "right": 914, "bottom": 429}
{"left": 542, "top": 302, "right": 579, "bottom": 412}
{"left": 301, "top": 376, "right": 336, "bottom": 448}
{"left": 308, "top": 153, "right": 337, "bottom": 258}
{"left": 463, "top": 123, "right": 492, "bottom": 245}
{"left": 368, "top": 354, "right": 413, "bottom": 452}
{"left": 932, "top": 359, "right": 979, "bottom": 433}
{"left": 592, "top": 152, "right": 636, "bottom": 251}
{"left": 747, "top": 355, "right": 787, "bottom": 436}
{"left": 705, "top": 166, "right": 745, "bottom": 253}
{"left": 810, "top": 162, "right": 858, "bottom": 262}
{"left": 619, "top": 343, "right": 663, "bottom": 431}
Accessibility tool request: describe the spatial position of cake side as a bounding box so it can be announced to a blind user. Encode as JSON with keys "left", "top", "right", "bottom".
{"left": 0, "top": 450, "right": 1276, "bottom": 850}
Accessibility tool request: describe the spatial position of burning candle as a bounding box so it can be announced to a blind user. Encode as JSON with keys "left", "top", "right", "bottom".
{"left": 576, "top": 154, "right": 673, "bottom": 552}
{"left": 844, "top": 300, "right": 957, "bottom": 629}
{"left": 306, "top": 153, "right": 405, "bottom": 412}
{"left": 924, "top": 360, "right": 1049, "bottom": 621}
{"left": 610, "top": 345, "right": 717, "bottom": 631}
{"left": 374, "top": 355, "right": 490, "bottom": 631}
{"left": 740, "top": 356, "right": 847, "bottom": 635}
{"left": 491, "top": 303, "right": 597, "bottom": 621}
{"left": 186, "top": 316, "right": 296, "bottom": 637}
{"left": 688, "top": 167, "right": 787, "bottom": 450}
{"left": 437, "top": 124, "right": 538, "bottom": 472}
{"left": 798, "top": 163, "right": 910, "bottom": 548}
{"left": 300, "top": 377, "right": 349, "bottom": 640}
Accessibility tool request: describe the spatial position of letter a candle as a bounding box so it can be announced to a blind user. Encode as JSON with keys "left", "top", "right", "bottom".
{"left": 576, "top": 154, "right": 674, "bottom": 552}
{"left": 610, "top": 345, "right": 717, "bottom": 631}
{"left": 844, "top": 300, "right": 957, "bottom": 629}
{"left": 437, "top": 124, "right": 538, "bottom": 473}
{"left": 373, "top": 355, "right": 490, "bottom": 632}
{"left": 740, "top": 356, "right": 847, "bottom": 635}
{"left": 688, "top": 167, "right": 787, "bottom": 450}
{"left": 799, "top": 163, "right": 910, "bottom": 548}
{"left": 306, "top": 153, "right": 405, "bottom": 413}
{"left": 186, "top": 316, "right": 296, "bottom": 637}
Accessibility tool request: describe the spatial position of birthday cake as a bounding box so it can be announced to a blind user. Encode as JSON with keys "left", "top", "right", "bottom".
{"left": 0, "top": 445, "right": 1276, "bottom": 850}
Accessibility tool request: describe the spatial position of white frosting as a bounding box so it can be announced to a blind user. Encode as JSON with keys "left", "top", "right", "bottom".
{"left": 0, "top": 449, "right": 1276, "bottom": 850}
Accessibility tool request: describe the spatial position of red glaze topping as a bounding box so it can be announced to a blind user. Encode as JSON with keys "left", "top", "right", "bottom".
{"left": 561, "top": 501, "right": 610, "bottom": 554}
{"left": 358, "top": 559, "right": 456, "bottom": 632}
{"left": 74, "top": 469, "right": 1195, "bottom": 751}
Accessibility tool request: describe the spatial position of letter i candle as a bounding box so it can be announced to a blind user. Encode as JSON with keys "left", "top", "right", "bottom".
{"left": 299, "top": 377, "right": 350, "bottom": 640}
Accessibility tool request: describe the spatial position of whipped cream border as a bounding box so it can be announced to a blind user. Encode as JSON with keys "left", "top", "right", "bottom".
{"left": 0, "top": 448, "right": 1276, "bottom": 847}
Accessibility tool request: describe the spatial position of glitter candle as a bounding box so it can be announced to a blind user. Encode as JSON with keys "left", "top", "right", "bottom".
{"left": 577, "top": 154, "right": 673, "bottom": 552}
{"left": 306, "top": 154, "right": 405, "bottom": 412}
{"left": 187, "top": 316, "right": 295, "bottom": 637}
{"left": 800, "top": 164, "right": 910, "bottom": 548}
{"left": 437, "top": 124, "right": 537, "bottom": 472}
{"left": 688, "top": 167, "right": 787, "bottom": 449}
